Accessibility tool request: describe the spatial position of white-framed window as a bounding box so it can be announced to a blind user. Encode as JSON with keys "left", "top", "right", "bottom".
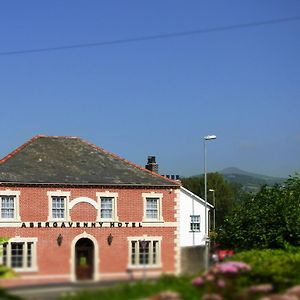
{"left": 142, "top": 193, "right": 163, "bottom": 222}
{"left": 0, "top": 190, "right": 21, "bottom": 222}
{"left": 47, "top": 191, "right": 70, "bottom": 221}
{"left": 190, "top": 215, "right": 200, "bottom": 232}
{"left": 96, "top": 192, "right": 118, "bottom": 221}
{"left": 128, "top": 236, "right": 162, "bottom": 268}
{"left": 100, "top": 197, "right": 113, "bottom": 218}
{"left": 52, "top": 196, "right": 66, "bottom": 219}
{"left": 0, "top": 237, "right": 38, "bottom": 272}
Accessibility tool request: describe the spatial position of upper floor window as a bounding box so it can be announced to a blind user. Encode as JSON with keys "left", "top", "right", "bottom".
{"left": 0, "top": 238, "right": 37, "bottom": 272}
{"left": 0, "top": 190, "right": 20, "bottom": 221}
{"left": 52, "top": 196, "right": 66, "bottom": 219}
{"left": 142, "top": 193, "right": 163, "bottom": 222}
{"left": 100, "top": 197, "right": 113, "bottom": 219}
{"left": 96, "top": 192, "right": 118, "bottom": 221}
{"left": 146, "top": 198, "right": 159, "bottom": 219}
{"left": 190, "top": 215, "right": 200, "bottom": 232}
{"left": 47, "top": 191, "right": 70, "bottom": 221}
{"left": 1, "top": 196, "right": 15, "bottom": 218}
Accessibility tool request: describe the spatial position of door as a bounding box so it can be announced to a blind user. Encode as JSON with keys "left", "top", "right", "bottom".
{"left": 75, "top": 238, "right": 94, "bottom": 280}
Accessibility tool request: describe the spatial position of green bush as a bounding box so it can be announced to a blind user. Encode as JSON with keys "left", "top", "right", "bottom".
{"left": 233, "top": 248, "right": 300, "bottom": 291}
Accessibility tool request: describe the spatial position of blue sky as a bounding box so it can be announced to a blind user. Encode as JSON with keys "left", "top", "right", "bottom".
{"left": 0, "top": 1, "right": 299, "bottom": 178}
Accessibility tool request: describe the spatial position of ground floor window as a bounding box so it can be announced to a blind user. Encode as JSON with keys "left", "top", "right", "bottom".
{"left": 1, "top": 238, "right": 37, "bottom": 271}
{"left": 128, "top": 237, "right": 162, "bottom": 268}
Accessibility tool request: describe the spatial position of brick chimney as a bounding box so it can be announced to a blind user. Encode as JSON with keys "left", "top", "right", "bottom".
{"left": 145, "top": 156, "right": 159, "bottom": 173}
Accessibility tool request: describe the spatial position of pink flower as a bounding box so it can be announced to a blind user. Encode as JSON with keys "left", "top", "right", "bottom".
{"left": 229, "top": 261, "right": 251, "bottom": 271}
{"left": 217, "top": 279, "right": 226, "bottom": 288}
{"left": 192, "top": 277, "right": 204, "bottom": 286}
{"left": 216, "top": 261, "right": 251, "bottom": 274}
{"left": 217, "top": 263, "right": 238, "bottom": 274}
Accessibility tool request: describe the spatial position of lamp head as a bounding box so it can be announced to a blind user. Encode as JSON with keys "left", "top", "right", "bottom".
{"left": 204, "top": 135, "right": 217, "bottom": 140}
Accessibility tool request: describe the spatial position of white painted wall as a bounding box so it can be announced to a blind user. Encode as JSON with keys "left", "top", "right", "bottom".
{"left": 179, "top": 187, "right": 213, "bottom": 247}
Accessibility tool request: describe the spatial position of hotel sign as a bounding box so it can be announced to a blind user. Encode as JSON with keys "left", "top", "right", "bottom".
{"left": 21, "top": 221, "right": 143, "bottom": 228}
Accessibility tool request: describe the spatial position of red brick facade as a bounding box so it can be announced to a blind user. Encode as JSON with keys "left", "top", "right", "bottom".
{"left": 0, "top": 185, "right": 179, "bottom": 287}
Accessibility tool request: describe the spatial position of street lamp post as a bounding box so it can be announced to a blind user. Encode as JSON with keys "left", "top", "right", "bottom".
{"left": 209, "top": 189, "right": 216, "bottom": 231}
{"left": 203, "top": 135, "right": 216, "bottom": 270}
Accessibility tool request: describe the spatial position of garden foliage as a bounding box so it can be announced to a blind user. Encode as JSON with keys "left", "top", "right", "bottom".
{"left": 217, "top": 174, "right": 300, "bottom": 250}
{"left": 233, "top": 247, "right": 300, "bottom": 291}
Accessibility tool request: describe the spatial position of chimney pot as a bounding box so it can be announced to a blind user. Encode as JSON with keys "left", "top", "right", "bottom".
{"left": 145, "top": 156, "right": 159, "bottom": 173}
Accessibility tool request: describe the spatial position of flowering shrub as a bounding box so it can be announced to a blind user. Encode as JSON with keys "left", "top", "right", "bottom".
{"left": 192, "top": 261, "right": 251, "bottom": 299}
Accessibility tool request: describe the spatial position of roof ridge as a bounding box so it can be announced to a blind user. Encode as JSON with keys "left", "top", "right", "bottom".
{"left": 78, "top": 137, "right": 180, "bottom": 186}
{"left": 0, "top": 135, "right": 46, "bottom": 164}
{"left": 41, "top": 135, "right": 80, "bottom": 139}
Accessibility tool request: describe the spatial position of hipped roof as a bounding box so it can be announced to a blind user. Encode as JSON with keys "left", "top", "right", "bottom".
{"left": 0, "top": 135, "right": 179, "bottom": 187}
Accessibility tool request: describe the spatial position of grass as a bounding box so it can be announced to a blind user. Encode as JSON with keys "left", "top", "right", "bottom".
{"left": 60, "top": 275, "right": 201, "bottom": 300}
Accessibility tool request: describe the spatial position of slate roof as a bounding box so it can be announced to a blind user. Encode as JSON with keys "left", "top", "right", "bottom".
{"left": 0, "top": 136, "right": 179, "bottom": 187}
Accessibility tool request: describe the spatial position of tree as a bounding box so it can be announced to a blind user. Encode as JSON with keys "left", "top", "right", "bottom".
{"left": 217, "top": 174, "right": 300, "bottom": 250}
{"left": 181, "top": 172, "right": 237, "bottom": 227}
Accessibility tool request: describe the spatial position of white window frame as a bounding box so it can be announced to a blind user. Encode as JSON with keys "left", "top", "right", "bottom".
{"left": 190, "top": 215, "right": 201, "bottom": 232}
{"left": 96, "top": 192, "right": 118, "bottom": 222}
{"left": 0, "top": 237, "right": 38, "bottom": 272}
{"left": 142, "top": 192, "right": 163, "bottom": 222}
{"left": 47, "top": 191, "right": 70, "bottom": 221}
{"left": 0, "top": 190, "right": 21, "bottom": 222}
{"left": 127, "top": 236, "right": 162, "bottom": 269}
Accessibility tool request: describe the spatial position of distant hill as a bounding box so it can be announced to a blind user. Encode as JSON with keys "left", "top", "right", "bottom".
{"left": 220, "top": 167, "right": 286, "bottom": 193}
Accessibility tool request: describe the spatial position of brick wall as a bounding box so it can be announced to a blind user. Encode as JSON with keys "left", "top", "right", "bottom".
{"left": 0, "top": 185, "right": 178, "bottom": 286}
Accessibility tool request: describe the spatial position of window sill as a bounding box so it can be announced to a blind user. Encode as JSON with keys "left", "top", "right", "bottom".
{"left": 142, "top": 219, "right": 164, "bottom": 223}
{"left": 127, "top": 264, "right": 162, "bottom": 270}
{"left": 12, "top": 267, "right": 38, "bottom": 273}
{"left": 0, "top": 218, "right": 21, "bottom": 223}
{"left": 97, "top": 218, "right": 119, "bottom": 222}
{"left": 47, "top": 218, "right": 69, "bottom": 222}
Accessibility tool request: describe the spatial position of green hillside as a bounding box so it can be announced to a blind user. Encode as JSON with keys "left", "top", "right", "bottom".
{"left": 220, "top": 167, "right": 285, "bottom": 193}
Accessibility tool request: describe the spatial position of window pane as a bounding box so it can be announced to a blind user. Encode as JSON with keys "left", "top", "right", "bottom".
{"left": 139, "top": 241, "right": 150, "bottom": 265}
{"left": 131, "top": 241, "right": 136, "bottom": 265}
{"left": 190, "top": 215, "right": 200, "bottom": 223}
{"left": 11, "top": 243, "right": 24, "bottom": 268}
{"left": 190, "top": 223, "right": 200, "bottom": 231}
{"left": 101, "top": 198, "right": 113, "bottom": 208}
{"left": 27, "top": 242, "right": 33, "bottom": 268}
{"left": 153, "top": 241, "right": 158, "bottom": 264}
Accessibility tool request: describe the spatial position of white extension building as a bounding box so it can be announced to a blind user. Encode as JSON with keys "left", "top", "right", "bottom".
{"left": 179, "top": 186, "right": 213, "bottom": 247}
{"left": 178, "top": 186, "right": 214, "bottom": 273}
